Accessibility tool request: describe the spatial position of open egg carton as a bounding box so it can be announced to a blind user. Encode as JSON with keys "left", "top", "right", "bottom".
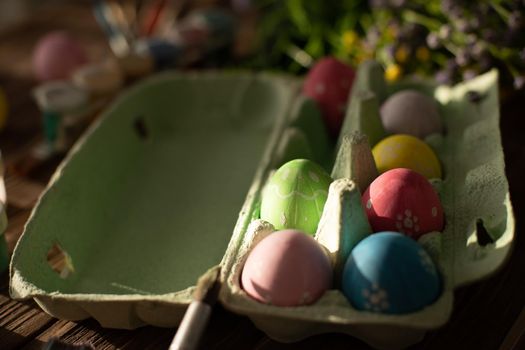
{"left": 10, "top": 60, "right": 514, "bottom": 349}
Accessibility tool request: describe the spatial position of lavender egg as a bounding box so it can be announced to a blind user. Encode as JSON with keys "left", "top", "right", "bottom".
{"left": 241, "top": 229, "right": 332, "bottom": 307}
{"left": 342, "top": 232, "right": 441, "bottom": 314}
{"left": 380, "top": 90, "right": 443, "bottom": 139}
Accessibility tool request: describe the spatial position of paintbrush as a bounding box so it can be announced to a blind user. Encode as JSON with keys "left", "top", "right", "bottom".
{"left": 143, "top": 0, "right": 168, "bottom": 37}
{"left": 107, "top": 0, "right": 135, "bottom": 42}
{"left": 169, "top": 266, "right": 221, "bottom": 350}
{"left": 92, "top": 0, "right": 131, "bottom": 56}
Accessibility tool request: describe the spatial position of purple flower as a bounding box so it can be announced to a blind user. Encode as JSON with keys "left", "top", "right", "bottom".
{"left": 514, "top": 76, "right": 525, "bottom": 90}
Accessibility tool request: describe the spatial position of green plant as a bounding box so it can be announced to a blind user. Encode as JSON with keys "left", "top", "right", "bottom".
{"left": 245, "top": 0, "right": 369, "bottom": 73}
{"left": 245, "top": 0, "right": 525, "bottom": 90}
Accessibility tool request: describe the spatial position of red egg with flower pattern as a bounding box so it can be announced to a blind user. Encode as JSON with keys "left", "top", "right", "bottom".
{"left": 362, "top": 168, "right": 444, "bottom": 239}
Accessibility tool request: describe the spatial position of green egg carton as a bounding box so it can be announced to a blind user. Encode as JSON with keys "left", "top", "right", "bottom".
{"left": 10, "top": 61, "right": 514, "bottom": 350}
{"left": 220, "top": 61, "right": 515, "bottom": 349}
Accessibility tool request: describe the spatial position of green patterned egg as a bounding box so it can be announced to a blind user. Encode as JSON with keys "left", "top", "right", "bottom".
{"left": 261, "top": 159, "right": 332, "bottom": 235}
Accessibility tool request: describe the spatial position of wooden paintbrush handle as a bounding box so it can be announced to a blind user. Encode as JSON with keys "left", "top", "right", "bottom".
{"left": 169, "top": 301, "right": 212, "bottom": 350}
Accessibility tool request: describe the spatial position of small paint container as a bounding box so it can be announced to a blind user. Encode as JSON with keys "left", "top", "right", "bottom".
{"left": 32, "top": 81, "right": 89, "bottom": 152}
{"left": 72, "top": 60, "right": 123, "bottom": 97}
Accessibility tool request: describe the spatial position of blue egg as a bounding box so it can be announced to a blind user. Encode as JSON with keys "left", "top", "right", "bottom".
{"left": 341, "top": 232, "right": 441, "bottom": 314}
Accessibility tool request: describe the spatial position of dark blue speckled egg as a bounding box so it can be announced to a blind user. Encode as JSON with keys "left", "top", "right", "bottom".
{"left": 341, "top": 232, "right": 441, "bottom": 314}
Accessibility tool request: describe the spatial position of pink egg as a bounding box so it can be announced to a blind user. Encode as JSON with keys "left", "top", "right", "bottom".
{"left": 241, "top": 229, "right": 332, "bottom": 306}
{"left": 33, "top": 31, "right": 88, "bottom": 81}
{"left": 362, "top": 168, "right": 444, "bottom": 239}
{"left": 302, "top": 57, "right": 355, "bottom": 138}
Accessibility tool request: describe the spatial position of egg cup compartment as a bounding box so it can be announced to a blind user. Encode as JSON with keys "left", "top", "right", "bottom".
{"left": 271, "top": 95, "right": 333, "bottom": 170}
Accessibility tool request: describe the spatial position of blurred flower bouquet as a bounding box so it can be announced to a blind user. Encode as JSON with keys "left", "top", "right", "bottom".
{"left": 246, "top": 0, "right": 525, "bottom": 90}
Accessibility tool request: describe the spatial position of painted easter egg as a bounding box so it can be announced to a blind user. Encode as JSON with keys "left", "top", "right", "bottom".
{"left": 372, "top": 134, "right": 442, "bottom": 179}
{"left": 241, "top": 229, "right": 332, "bottom": 306}
{"left": 260, "top": 159, "right": 332, "bottom": 235}
{"left": 380, "top": 90, "right": 443, "bottom": 139}
{"left": 303, "top": 57, "right": 355, "bottom": 137}
{"left": 33, "top": 31, "right": 88, "bottom": 82}
{"left": 342, "top": 231, "right": 441, "bottom": 314}
{"left": 362, "top": 168, "right": 444, "bottom": 239}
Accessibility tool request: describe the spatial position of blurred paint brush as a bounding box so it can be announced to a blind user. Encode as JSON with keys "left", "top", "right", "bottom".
{"left": 92, "top": 0, "right": 131, "bottom": 56}
{"left": 117, "top": 0, "right": 142, "bottom": 42}
{"left": 130, "top": 0, "right": 144, "bottom": 38}
{"left": 142, "top": 0, "right": 168, "bottom": 37}
{"left": 107, "top": 0, "right": 135, "bottom": 42}
{"left": 169, "top": 266, "right": 221, "bottom": 350}
{"left": 155, "top": 0, "right": 192, "bottom": 38}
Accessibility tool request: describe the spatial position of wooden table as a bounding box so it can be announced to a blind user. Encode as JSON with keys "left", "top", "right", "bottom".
{"left": 1, "top": 3, "right": 525, "bottom": 350}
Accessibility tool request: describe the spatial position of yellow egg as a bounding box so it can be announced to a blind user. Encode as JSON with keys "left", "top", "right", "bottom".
{"left": 372, "top": 134, "right": 442, "bottom": 179}
{"left": 0, "top": 88, "right": 7, "bottom": 131}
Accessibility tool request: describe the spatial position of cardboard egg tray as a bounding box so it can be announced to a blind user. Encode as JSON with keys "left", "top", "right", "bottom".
{"left": 10, "top": 61, "right": 514, "bottom": 349}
